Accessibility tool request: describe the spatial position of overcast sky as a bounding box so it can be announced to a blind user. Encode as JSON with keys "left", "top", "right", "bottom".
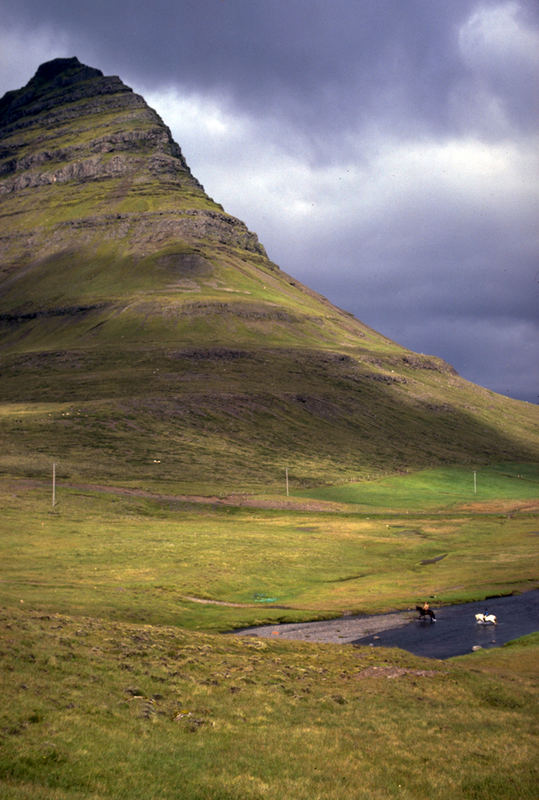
{"left": 1, "top": 0, "right": 538, "bottom": 402}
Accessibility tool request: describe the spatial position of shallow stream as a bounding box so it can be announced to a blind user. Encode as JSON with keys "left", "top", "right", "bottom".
{"left": 354, "top": 590, "right": 539, "bottom": 659}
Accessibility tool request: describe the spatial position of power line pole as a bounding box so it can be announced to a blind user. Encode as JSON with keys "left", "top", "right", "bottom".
{"left": 52, "top": 462, "right": 57, "bottom": 508}
{"left": 473, "top": 470, "right": 477, "bottom": 495}
{"left": 285, "top": 467, "right": 289, "bottom": 497}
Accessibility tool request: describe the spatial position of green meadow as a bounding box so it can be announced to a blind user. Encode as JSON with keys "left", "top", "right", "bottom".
{"left": 295, "top": 463, "right": 539, "bottom": 511}
{"left": 0, "top": 466, "right": 537, "bottom": 799}
{"left": 1, "top": 466, "right": 538, "bottom": 629}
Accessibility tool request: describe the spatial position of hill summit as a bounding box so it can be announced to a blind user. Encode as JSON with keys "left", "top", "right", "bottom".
{"left": 0, "top": 58, "right": 537, "bottom": 492}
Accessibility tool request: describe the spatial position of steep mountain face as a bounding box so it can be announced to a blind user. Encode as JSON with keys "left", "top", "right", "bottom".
{"left": 0, "top": 58, "right": 537, "bottom": 491}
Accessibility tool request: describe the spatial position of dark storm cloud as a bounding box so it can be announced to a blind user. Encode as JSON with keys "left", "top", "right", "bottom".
{"left": 4, "top": 0, "right": 533, "bottom": 141}
{"left": 1, "top": 0, "right": 538, "bottom": 402}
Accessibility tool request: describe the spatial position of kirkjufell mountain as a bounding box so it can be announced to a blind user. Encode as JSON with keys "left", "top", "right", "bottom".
{"left": 0, "top": 58, "right": 537, "bottom": 491}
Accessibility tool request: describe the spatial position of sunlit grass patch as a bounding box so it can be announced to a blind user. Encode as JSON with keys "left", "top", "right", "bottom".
{"left": 295, "top": 464, "right": 539, "bottom": 511}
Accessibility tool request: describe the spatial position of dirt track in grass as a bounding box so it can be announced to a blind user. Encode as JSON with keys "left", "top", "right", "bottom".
{"left": 11, "top": 478, "right": 538, "bottom": 514}
{"left": 10, "top": 479, "right": 352, "bottom": 512}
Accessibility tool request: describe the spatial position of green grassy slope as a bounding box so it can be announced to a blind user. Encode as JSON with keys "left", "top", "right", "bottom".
{"left": 1, "top": 606, "right": 537, "bottom": 800}
{"left": 1, "top": 59, "right": 538, "bottom": 493}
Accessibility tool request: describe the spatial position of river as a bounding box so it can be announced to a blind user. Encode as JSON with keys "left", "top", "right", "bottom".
{"left": 353, "top": 590, "right": 539, "bottom": 659}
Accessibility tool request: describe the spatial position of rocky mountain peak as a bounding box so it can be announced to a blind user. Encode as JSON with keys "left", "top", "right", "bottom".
{"left": 30, "top": 56, "right": 103, "bottom": 87}
{"left": 0, "top": 57, "right": 205, "bottom": 200}
{"left": 0, "top": 57, "right": 266, "bottom": 284}
{"left": 0, "top": 57, "right": 129, "bottom": 130}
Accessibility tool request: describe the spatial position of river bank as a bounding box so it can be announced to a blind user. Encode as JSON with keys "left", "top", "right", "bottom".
{"left": 235, "top": 608, "right": 412, "bottom": 644}
{"left": 235, "top": 590, "right": 539, "bottom": 658}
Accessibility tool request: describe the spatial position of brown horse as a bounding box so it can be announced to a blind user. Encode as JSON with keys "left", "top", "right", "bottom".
{"left": 416, "top": 604, "right": 436, "bottom": 621}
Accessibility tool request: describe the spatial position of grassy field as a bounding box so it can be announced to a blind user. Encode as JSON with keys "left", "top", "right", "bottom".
{"left": 1, "top": 469, "right": 538, "bottom": 631}
{"left": 0, "top": 465, "right": 538, "bottom": 799}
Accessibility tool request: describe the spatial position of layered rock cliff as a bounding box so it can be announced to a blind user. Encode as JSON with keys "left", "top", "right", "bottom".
{"left": 0, "top": 57, "right": 265, "bottom": 278}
